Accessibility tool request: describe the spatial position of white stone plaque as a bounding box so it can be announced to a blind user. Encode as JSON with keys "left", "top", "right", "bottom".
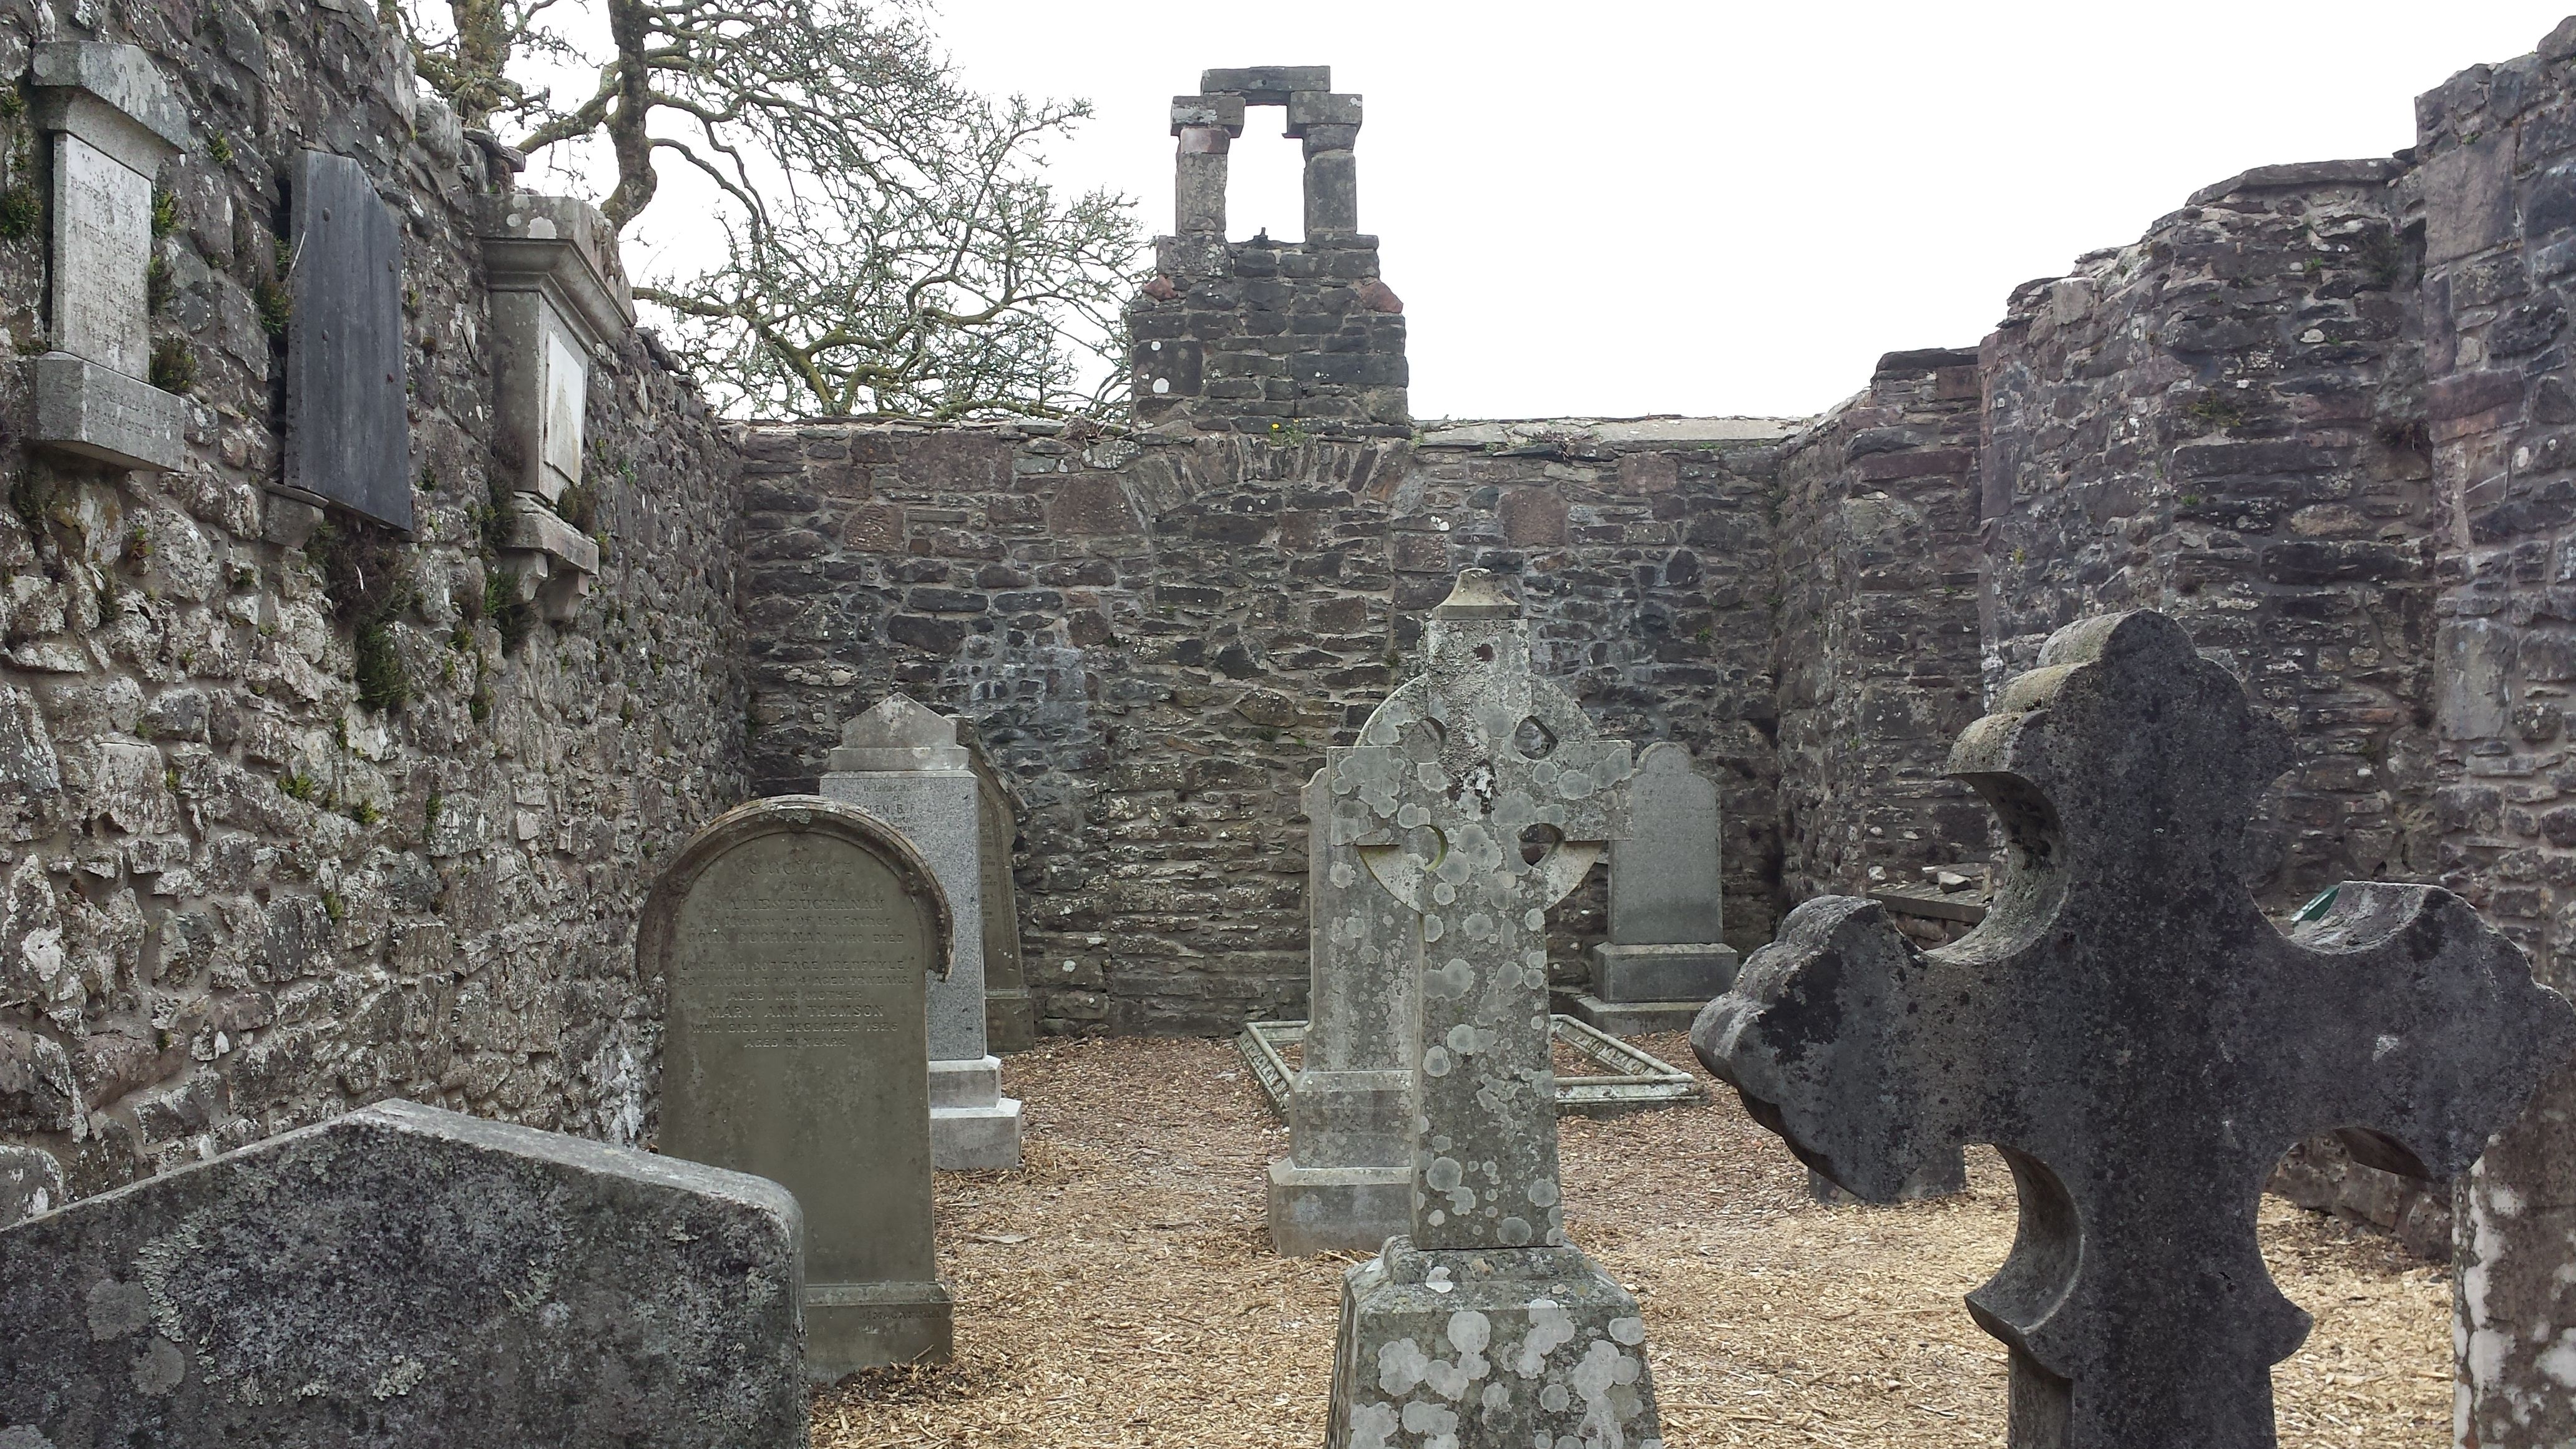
{"left": 49, "top": 134, "right": 150, "bottom": 378}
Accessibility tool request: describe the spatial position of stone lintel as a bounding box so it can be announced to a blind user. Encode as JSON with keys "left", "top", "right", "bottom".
{"left": 1201, "top": 65, "right": 1331, "bottom": 106}
{"left": 1284, "top": 90, "right": 1362, "bottom": 137}
{"left": 1170, "top": 93, "right": 1247, "bottom": 137}
{"left": 27, "top": 353, "right": 187, "bottom": 472}
{"left": 477, "top": 193, "right": 638, "bottom": 348}
{"left": 29, "top": 41, "right": 189, "bottom": 174}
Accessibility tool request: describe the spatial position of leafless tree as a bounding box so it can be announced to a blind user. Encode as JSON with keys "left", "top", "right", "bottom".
{"left": 401, "top": 0, "right": 1139, "bottom": 419}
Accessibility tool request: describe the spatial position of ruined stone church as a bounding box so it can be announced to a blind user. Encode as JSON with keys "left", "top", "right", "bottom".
{"left": 7, "top": 0, "right": 2576, "bottom": 1440}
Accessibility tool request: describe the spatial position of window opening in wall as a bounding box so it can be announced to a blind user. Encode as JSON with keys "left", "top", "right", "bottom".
{"left": 1227, "top": 125, "right": 1303, "bottom": 243}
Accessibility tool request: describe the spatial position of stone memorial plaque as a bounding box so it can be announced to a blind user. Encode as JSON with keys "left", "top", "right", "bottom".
{"left": 49, "top": 134, "right": 151, "bottom": 376}
{"left": 285, "top": 150, "right": 411, "bottom": 529}
{"left": 648, "top": 798, "right": 955, "bottom": 1377}
{"left": 542, "top": 322, "right": 588, "bottom": 492}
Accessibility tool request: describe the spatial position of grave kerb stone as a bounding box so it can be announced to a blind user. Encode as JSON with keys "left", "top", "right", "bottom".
{"left": 645, "top": 796, "right": 956, "bottom": 1378}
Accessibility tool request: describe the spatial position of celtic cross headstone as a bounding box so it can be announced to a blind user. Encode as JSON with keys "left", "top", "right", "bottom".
{"left": 1323, "top": 570, "right": 1663, "bottom": 1449}
{"left": 1697, "top": 610, "right": 2576, "bottom": 1448}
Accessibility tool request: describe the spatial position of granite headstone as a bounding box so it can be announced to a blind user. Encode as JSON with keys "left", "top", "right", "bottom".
{"left": 0, "top": 1099, "right": 807, "bottom": 1447}
{"left": 1267, "top": 766, "right": 1415, "bottom": 1256}
{"left": 647, "top": 796, "right": 955, "bottom": 1377}
{"left": 1566, "top": 741, "right": 1740, "bottom": 1035}
{"left": 821, "top": 696, "right": 1023, "bottom": 1169}
{"left": 1696, "top": 610, "right": 2576, "bottom": 1449}
{"left": 1321, "top": 571, "right": 1663, "bottom": 1449}
{"left": 285, "top": 150, "right": 410, "bottom": 529}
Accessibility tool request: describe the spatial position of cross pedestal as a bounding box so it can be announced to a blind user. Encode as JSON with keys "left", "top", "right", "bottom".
{"left": 1324, "top": 571, "right": 1663, "bottom": 1449}
{"left": 1697, "top": 610, "right": 2576, "bottom": 1449}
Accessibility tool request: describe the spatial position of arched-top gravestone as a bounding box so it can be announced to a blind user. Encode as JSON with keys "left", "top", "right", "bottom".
{"left": 643, "top": 796, "right": 955, "bottom": 1380}
{"left": 1697, "top": 610, "right": 2576, "bottom": 1449}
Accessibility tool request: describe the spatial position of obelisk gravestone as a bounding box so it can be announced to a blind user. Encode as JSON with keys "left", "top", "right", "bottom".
{"left": 1322, "top": 570, "right": 1663, "bottom": 1448}
{"left": 1566, "top": 741, "right": 1739, "bottom": 1035}
{"left": 647, "top": 797, "right": 955, "bottom": 1378}
{"left": 821, "top": 696, "right": 1023, "bottom": 1168}
{"left": 1697, "top": 610, "right": 2576, "bottom": 1449}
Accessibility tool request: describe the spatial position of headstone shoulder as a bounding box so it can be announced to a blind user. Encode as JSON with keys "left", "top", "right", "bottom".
{"left": 642, "top": 795, "right": 955, "bottom": 980}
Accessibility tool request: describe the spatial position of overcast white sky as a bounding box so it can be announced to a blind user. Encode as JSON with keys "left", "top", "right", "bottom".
{"left": 615, "top": 3, "right": 2576, "bottom": 422}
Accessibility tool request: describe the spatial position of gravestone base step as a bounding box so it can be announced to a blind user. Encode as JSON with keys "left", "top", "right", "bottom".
{"left": 29, "top": 353, "right": 187, "bottom": 472}
{"left": 1267, "top": 1158, "right": 1410, "bottom": 1256}
{"left": 930, "top": 1100, "right": 1024, "bottom": 1170}
{"left": 1589, "top": 940, "right": 1740, "bottom": 1002}
{"left": 1559, "top": 992, "right": 1713, "bottom": 1037}
{"left": 1326, "top": 1237, "right": 1663, "bottom": 1449}
{"left": 806, "top": 1279, "right": 954, "bottom": 1381}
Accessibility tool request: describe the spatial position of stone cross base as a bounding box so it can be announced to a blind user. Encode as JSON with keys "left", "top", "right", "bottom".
{"left": 806, "top": 1281, "right": 953, "bottom": 1381}
{"left": 1326, "top": 1238, "right": 1663, "bottom": 1448}
{"left": 929, "top": 1055, "right": 1023, "bottom": 1170}
{"left": 1563, "top": 941, "right": 1741, "bottom": 1035}
{"left": 1268, "top": 1160, "right": 1410, "bottom": 1256}
{"left": 1269, "top": 1065, "right": 1410, "bottom": 1254}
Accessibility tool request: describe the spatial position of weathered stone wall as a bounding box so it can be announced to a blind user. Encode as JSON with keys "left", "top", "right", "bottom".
{"left": 1979, "top": 160, "right": 2438, "bottom": 914}
{"left": 2406, "top": 20, "right": 2576, "bottom": 1444}
{"left": 1131, "top": 234, "right": 1408, "bottom": 439}
{"left": 1770, "top": 349, "right": 1987, "bottom": 902}
{"left": 0, "top": 0, "right": 747, "bottom": 1208}
{"left": 734, "top": 416, "right": 1788, "bottom": 1035}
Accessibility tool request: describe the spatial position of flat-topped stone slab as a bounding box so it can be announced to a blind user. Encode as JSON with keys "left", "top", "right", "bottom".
{"left": 0, "top": 1100, "right": 807, "bottom": 1447}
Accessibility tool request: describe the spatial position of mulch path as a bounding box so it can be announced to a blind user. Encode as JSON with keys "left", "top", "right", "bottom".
{"left": 812, "top": 1033, "right": 2447, "bottom": 1448}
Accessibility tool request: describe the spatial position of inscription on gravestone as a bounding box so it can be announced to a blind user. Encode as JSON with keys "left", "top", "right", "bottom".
{"left": 285, "top": 150, "right": 410, "bottom": 529}
{"left": 52, "top": 136, "right": 149, "bottom": 375}
{"left": 649, "top": 798, "right": 955, "bottom": 1379}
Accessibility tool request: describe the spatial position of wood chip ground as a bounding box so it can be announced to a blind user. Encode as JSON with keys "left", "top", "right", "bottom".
{"left": 813, "top": 1033, "right": 2447, "bottom": 1447}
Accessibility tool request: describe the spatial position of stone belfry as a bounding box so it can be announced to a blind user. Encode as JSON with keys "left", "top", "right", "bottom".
{"left": 1128, "top": 67, "right": 1409, "bottom": 437}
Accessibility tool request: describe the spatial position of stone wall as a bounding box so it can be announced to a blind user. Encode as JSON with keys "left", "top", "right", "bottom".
{"left": 734, "top": 416, "right": 1788, "bottom": 1035}
{"left": 2406, "top": 20, "right": 2576, "bottom": 1445}
{"left": 1979, "top": 159, "right": 2438, "bottom": 915}
{"left": 0, "top": 0, "right": 747, "bottom": 1206}
{"left": 1770, "top": 349, "right": 1988, "bottom": 902}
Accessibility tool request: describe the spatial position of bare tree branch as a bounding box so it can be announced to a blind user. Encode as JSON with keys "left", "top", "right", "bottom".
{"left": 398, "top": 0, "right": 1141, "bottom": 420}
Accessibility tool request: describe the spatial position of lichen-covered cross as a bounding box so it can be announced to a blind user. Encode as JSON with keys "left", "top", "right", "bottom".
{"left": 1324, "top": 570, "right": 1632, "bottom": 1251}
{"left": 1695, "top": 610, "right": 2576, "bottom": 1448}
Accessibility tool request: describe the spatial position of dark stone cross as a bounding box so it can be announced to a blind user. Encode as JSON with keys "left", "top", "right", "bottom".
{"left": 1695, "top": 610, "right": 2576, "bottom": 1448}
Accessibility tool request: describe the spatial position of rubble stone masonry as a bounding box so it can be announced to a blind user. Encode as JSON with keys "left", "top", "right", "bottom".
{"left": 0, "top": 0, "right": 747, "bottom": 1202}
